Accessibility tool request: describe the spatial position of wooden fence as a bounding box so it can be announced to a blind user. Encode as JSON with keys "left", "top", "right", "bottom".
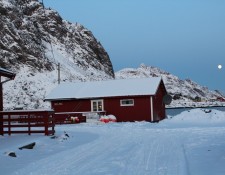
{"left": 0, "top": 109, "right": 55, "bottom": 136}
{"left": 54, "top": 111, "right": 106, "bottom": 124}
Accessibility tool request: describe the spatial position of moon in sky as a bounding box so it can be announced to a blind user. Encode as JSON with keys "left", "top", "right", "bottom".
{"left": 218, "top": 65, "right": 222, "bottom": 69}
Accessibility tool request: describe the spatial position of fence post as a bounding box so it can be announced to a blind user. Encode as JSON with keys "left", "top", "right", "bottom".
{"left": 51, "top": 114, "right": 55, "bottom": 135}
{"left": 28, "top": 113, "right": 31, "bottom": 135}
{"left": 8, "top": 114, "right": 11, "bottom": 136}
{"left": 0, "top": 113, "right": 3, "bottom": 136}
{"left": 44, "top": 112, "right": 48, "bottom": 135}
{"left": 0, "top": 78, "right": 3, "bottom": 135}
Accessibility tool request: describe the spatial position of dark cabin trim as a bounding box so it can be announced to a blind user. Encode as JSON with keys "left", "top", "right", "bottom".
{"left": 0, "top": 68, "right": 16, "bottom": 111}
{"left": 0, "top": 68, "right": 16, "bottom": 135}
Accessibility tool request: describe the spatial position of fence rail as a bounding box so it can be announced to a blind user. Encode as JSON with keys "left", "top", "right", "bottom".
{"left": 54, "top": 111, "right": 106, "bottom": 124}
{"left": 0, "top": 109, "right": 55, "bottom": 136}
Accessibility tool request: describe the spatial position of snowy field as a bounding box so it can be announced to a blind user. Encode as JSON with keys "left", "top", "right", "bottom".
{"left": 1, "top": 108, "right": 225, "bottom": 175}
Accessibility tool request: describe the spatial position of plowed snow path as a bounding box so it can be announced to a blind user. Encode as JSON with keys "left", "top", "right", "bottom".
{"left": 2, "top": 122, "right": 225, "bottom": 175}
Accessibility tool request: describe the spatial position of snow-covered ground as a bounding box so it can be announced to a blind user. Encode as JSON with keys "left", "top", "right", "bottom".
{"left": 1, "top": 108, "right": 225, "bottom": 175}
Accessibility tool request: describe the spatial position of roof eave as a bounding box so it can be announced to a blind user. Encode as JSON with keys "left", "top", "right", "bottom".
{"left": 0, "top": 68, "right": 16, "bottom": 79}
{"left": 45, "top": 94, "right": 157, "bottom": 101}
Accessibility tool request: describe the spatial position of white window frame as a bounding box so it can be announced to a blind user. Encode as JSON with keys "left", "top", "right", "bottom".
{"left": 120, "top": 99, "right": 134, "bottom": 106}
{"left": 91, "top": 99, "right": 104, "bottom": 112}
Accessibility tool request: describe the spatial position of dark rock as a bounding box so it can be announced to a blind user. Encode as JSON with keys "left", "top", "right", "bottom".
{"left": 19, "top": 142, "right": 36, "bottom": 150}
{"left": 50, "top": 135, "right": 58, "bottom": 139}
{"left": 0, "top": 6, "right": 7, "bottom": 15}
{"left": 8, "top": 152, "right": 17, "bottom": 157}
{"left": 64, "top": 131, "right": 69, "bottom": 137}
{"left": 204, "top": 109, "right": 211, "bottom": 113}
{"left": 173, "top": 93, "right": 181, "bottom": 100}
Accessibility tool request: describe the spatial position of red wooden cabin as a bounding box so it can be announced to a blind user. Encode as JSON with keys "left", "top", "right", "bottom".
{"left": 45, "top": 78, "right": 168, "bottom": 123}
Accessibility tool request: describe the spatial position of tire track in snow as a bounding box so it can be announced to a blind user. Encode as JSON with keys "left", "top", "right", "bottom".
{"left": 181, "top": 144, "right": 191, "bottom": 175}
{"left": 139, "top": 130, "right": 190, "bottom": 175}
{"left": 73, "top": 126, "right": 153, "bottom": 175}
{"left": 14, "top": 128, "right": 130, "bottom": 175}
{"left": 73, "top": 134, "right": 130, "bottom": 175}
{"left": 13, "top": 126, "right": 191, "bottom": 175}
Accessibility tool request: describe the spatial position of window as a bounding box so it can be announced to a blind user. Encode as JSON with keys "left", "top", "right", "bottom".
{"left": 91, "top": 99, "right": 104, "bottom": 112}
{"left": 120, "top": 99, "right": 134, "bottom": 106}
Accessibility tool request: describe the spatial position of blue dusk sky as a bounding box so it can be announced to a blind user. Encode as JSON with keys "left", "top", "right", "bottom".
{"left": 43, "top": 0, "right": 225, "bottom": 93}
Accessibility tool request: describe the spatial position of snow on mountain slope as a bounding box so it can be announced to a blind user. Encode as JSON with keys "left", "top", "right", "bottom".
{"left": 0, "top": 0, "right": 114, "bottom": 109}
{"left": 116, "top": 64, "right": 225, "bottom": 107}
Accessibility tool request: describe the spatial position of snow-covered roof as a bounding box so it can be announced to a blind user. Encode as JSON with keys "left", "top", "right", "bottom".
{"left": 45, "top": 77, "right": 163, "bottom": 101}
{"left": 0, "top": 67, "right": 16, "bottom": 78}
{"left": 0, "top": 109, "right": 54, "bottom": 114}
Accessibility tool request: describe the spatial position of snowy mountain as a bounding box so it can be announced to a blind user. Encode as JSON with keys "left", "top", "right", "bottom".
{"left": 1, "top": 0, "right": 224, "bottom": 110}
{"left": 116, "top": 64, "right": 225, "bottom": 107}
{"left": 0, "top": 0, "right": 114, "bottom": 109}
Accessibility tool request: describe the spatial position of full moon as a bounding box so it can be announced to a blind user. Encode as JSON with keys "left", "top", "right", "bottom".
{"left": 218, "top": 65, "right": 222, "bottom": 69}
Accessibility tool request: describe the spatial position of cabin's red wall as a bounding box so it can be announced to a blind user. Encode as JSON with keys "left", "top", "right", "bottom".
{"left": 51, "top": 99, "right": 91, "bottom": 122}
{"left": 104, "top": 96, "right": 151, "bottom": 122}
{"left": 51, "top": 96, "right": 152, "bottom": 122}
{"left": 52, "top": 99, "right": 91, "bottom": 112}
{"left": 153, "top": 81, "right": 167, "bottom": 121}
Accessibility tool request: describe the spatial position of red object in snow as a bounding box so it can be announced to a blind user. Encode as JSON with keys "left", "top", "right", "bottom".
{"left": 100, "top": 116, "right": 109, "bottom": 123}
{"left": 104, "top": 118, "right": 109, "bottom": 123}
{"left": 75, "top": 117, "right": 80, "bottom": 123}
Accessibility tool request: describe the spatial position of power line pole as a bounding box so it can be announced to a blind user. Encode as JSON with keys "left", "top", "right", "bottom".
{"left": 0, "top": 76, "right": 2, "bottom": 111}
{"left": 0, "top": 76, "right": 2, "bottom": 135}
{"left": 58, "top": 63, "right": 60, "bottom": 84}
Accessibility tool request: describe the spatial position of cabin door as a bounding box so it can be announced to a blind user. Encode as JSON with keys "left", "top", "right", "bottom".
{"left": 91, "top": 99, "right": 104, "bottom": 112}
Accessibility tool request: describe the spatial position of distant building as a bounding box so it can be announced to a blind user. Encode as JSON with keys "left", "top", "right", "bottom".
{"left": 0, "top": 67, "right": 16, "bottom": 135}
{"left": 217, "top": 97, "right": 225, "bottom": 102}
{"left": 45, "top": 78, "right": 169, "bottom": 122}
{"left": 0, "top": 68, "right": 16, "bottom": 111}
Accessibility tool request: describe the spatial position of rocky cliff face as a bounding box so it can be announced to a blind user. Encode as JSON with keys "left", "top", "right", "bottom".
{"left": 0, "top": 0, "right": 114, "bottom": 109}
{"left": 116, "top": 64, "right": 225, "bottom": 107}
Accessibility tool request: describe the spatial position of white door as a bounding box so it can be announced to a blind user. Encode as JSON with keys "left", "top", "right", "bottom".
{"left": 91, "top": 99, "right": 104, "bottom": 112}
